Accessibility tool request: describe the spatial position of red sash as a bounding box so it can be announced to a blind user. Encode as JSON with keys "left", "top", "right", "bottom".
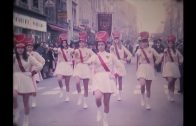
{"left": 79, "top": 49, "right": 84, "bottom": 63}
{"left": 114, "top": 44, "right": 121, "bottom": 60}
{"left": 140, "top": 48, "right": 150, "bottom": 64}
{"left": 168, "top": 48, "right": 174, "bottom": 62}
{"left": 136, "top": 55, "right": 139, "bottom": 70}
{"left": 97, "top": 54, "right": 110, "bottom": 72}
{"left": 61, "top": 48, "right": 68, "bottom": 62}
{"left": 16, "top": 57, "right": 26, "bottom": 72}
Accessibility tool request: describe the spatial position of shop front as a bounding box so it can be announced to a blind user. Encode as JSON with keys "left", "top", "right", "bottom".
{"left": 13, "top": 12, "right": 47, "bottom": 43}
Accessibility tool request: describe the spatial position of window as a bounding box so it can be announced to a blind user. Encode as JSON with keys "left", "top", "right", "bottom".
{"left": 21, "top": 0, "right": 27, "bottom": 4}
{"left": 72, "top": 2, "right": 77, "bottom": 26}
{"left": 33, "top": 0, "right": 39, "bottom": 8}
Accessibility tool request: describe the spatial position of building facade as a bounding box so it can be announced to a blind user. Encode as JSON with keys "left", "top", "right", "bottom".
{"left": 13, "top": 0, "right": 47, "bottom": 43}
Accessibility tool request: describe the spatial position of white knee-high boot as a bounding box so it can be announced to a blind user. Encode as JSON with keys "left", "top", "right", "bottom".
{"left": 96, "top": 107, "right": 102, "bottom": 122}
{"left": 103, "top": 113, "right": 109, "bottom": 126}
{"left": 22, "top": 114, "right": 29, "bottom": 126}
{"left": 145, "top": 97, "right": 151, "bottom": 110}
{"left": 83, "top": 97, "right": 88, "bottom": 109}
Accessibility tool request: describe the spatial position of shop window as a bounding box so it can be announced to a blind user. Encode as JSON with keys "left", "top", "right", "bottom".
{"left": 33, "top": 0, "right": 39, "bottom": 8}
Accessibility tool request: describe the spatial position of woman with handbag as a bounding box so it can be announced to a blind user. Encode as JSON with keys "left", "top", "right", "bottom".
{"left": 135, "top": 31, "right": 162, "bottom": 110}
{"left": 162, "top": 35, "right": 183, "bottom": 101}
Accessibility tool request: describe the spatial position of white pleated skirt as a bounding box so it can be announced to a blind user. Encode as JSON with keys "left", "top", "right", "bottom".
{"left": 92, "top": 72, "right": 117, "bottom": 94}
{"left": 53, "top": 62, "right": 73, "bottom": 76}
{"left": 136, "top": 64, "right": 155, "bottom": 80}
{"left": 73, "top": 63, "right": 92, "bottom": 79}
{"left": 162, "top": 62, "right": 180, "bottom": 78}
{"left": 114, "top": 60, "right": 126, "bottom": 76}
{"left": 13, "top": 72, "right": 36, "bottom": 94}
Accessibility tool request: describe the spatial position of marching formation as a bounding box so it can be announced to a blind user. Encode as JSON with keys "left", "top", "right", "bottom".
{"left": 13, "top": 31, "right": 183, "bottom": 126}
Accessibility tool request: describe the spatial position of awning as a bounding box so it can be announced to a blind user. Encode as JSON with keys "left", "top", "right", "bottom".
{"left": 48, "top": 24, "right": 67, "bottom": 32}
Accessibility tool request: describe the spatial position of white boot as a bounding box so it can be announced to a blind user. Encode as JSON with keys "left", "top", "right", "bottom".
{"left": 170, "top": 91, "right": 175, "bottom": 102}
{"left": 145, "top": 97, "right": 151, "bottom": 110}
{"left": 103, "top": 113, "right": 109, "bottom": 126}
{"left": 22, "top": 115, "right": 29, "bottom": 126}
{"left": 77, "top": 93, "right": 82, "bottom": 105}
{"left": 65, "top": 91, "right": 70, "bottom": 102}
{"left": 83, "top": 97, "right": 88, "bottom": 109}
{"left": 117, "top": 90, "right": 122, "bottom": 101}
{"left": 59, "top": 88, "right": 64, "bottom": 98}
{"left": 13, "top": 108, "right": 20, "bottom": 123}
{"left": 31, "top": 96, "right": 36, "bottom": 108}
{"left": 141, "top": 94, "right": 145, "bottom": 107}
{"left": 96, "top": 107, "right": 102, "bottom": 122}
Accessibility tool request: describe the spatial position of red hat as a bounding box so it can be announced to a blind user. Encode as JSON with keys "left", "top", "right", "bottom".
{"left": 95, "top": 31, "right": 109, "bottom": 42}
{"left": 79, "top": 32, "right": 87, "bottom": 42}
{"left": 25, "top": 37, "right": 34, "bottom": 46}
{"left": 167, "top": 35, "right": 176, "bottom": 43}
{"left": 140, "top": 31, "right": 149, "bottom": 40}
{"left": 112, "top": 31, "right": 120, "bottom": 39}
{"left": 59, "top": 33, "right": 68, "bottom": 42}
{"left": 14, "top": 34, "right": 26, "bottom": 48}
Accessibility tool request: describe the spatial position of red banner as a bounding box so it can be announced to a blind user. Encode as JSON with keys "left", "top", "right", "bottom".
{"left": 97, "top": 13, "right": 112, "bottom": 36}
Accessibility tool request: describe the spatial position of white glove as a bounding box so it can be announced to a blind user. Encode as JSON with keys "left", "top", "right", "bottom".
{"left": 24, "top": 72, "right": 32, "bottom": 77}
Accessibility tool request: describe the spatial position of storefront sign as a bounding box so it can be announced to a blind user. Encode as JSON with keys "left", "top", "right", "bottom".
{"left": 98, "top": 13, "right": 112, "bottom": 36}
{"left": 13, "top": 12, "right": 47, "bottom": 32}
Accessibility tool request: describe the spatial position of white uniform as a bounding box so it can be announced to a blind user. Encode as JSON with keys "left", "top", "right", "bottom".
{"left": 13, "top": 55, "right": 42, "bottom": 94}
{"left": 136, "top": 47, "right": 162, "bottom": 80}
{"left": 73, "top": 47, "right": 95, "bottom": 79}
{"left": 30, "top": 51, "right": 45, "bottom": 83}
{"left": 87, "top": 51, "right": 123, "bottom": 93}
{"left": 53, "top": 48, "right": 74, "bottom": 76}
{"left": 162, "top": 48, "right": 183, "bottom": 78}
{"left": 110, "top": 44, "right": 132, "bottom": 76}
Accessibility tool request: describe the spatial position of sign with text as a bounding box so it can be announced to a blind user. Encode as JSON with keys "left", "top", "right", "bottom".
{"left": 13, "top": 12, "right": 47, "bottom": 32}
{"left": 97, "top": 13, "right": 112, "bottom": 36}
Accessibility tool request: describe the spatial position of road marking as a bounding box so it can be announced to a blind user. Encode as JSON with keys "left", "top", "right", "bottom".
{"left": 41, "top": 90, "right": 59, "bottom": 95}
{"left": 37, "top": 87, "right": 46, "bottom": 90}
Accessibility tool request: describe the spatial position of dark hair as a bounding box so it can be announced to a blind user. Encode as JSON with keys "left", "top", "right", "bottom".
{"left": 15, "top": 47, "right": 28, "bottom": 61}
{"left": 167, "top": 42, "right": 176, "bottom": 53}
{"left": 60, "top": 40, "right": 68, "bottom": 49}
{"left": 96, "top": 41, "right": 107, "bottom": 50}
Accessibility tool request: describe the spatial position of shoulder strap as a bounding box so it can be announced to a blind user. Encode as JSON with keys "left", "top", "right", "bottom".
{"left": 79, "top": 49, "right": 84, "bottom": 63}
{"left": 114, "top": 44, "right": 121, "bottom": 60}
{"left": 61, "top": 48, "right": 68, "bottom": 62}
{"left": 140, "top": 48, "right": 150, "bottom": 64}
{"left": 97, "top": 54, "right": 110, "bottom": 72}
{"left": 167, "top": 48, "right": 174, "bottom": 62}
{"left": 16, "top": 57, "right": 26, "bottom": 72}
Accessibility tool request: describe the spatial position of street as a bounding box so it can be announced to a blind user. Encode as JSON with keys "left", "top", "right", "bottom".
{"left": 16, "top": 57, "right": 183, "bottom": 126}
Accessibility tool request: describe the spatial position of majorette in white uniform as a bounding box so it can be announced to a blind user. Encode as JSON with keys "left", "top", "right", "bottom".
{"left": 135, "top": 31, "right": 162, "bottom": 110}
{"left": 135, "top": 32, "right": 162, "bottom": 80}
{"left": 162, "top": 35, "right": 183, "bottom": 78}
{"left": 136, "top": 46, "right": 162, "bottom": 80}
{"left": 87, "top": 32, "right": 123, "bottom": 94}
{"left": 72, "top": 33, "right": 95, "bottom": 79}
{"left": 14, "top": 39, "right": 42, "bottom": 95}
{"left": 53, "top": 47, "right": 74, "bottom": 76}
{"left": 110, "top": 31, "right": 133, "bottom": 76}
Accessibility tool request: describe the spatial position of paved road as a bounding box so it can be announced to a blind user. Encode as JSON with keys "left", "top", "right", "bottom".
{"left": 16, "top": 57, "right": 183, "bottom": 126}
